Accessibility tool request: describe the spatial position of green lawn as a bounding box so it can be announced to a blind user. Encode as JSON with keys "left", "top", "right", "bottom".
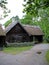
{"left": 45, "top": 50, "right": 49, "bottom": 62}
{"left": 3, "top": 46, "right": 32, "bottom": 55}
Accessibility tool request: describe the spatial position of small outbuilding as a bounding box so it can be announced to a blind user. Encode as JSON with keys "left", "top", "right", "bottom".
{"left": 24, "top": 25, "right": 44, "bottom": 43}
{"left": 0, "top": 24, "right": 6, "bottom": 47}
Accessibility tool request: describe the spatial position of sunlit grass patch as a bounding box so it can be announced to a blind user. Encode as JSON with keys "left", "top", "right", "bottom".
{"left": 3, "top": 46, "right": 32, "bottom": 55}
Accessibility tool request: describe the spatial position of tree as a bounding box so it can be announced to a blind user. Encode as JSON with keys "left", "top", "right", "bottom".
{"left": 0, "top": 0, "right": 10, "bottom": 19}
{"left": 20, "top": 14, "right": 33, "bottom": 25}
{"left": 23, "top": 0, "right": 49, "bottom": 16}
{"left": 0, "top": 0, "right": 7, "bottom": 9}
{"left": 22, "top": 0, "right": 49, "bottom": 42}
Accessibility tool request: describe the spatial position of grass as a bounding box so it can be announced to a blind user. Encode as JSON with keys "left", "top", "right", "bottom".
{"left": 45, "top": 50, "right": 49, "bottom": 62}
{"left": 3, "top": 46, "right": 32, "bottom": 55}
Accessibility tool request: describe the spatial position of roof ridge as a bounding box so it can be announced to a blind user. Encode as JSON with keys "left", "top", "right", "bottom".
{"left": 23, "top": 24, "right": 40, "bottom": 28}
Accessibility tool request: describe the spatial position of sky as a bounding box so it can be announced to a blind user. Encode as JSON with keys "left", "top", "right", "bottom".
{"left": 7, "top": 0, "right": 24, "bottom": 18}
{"left": 0, "top": 0, "right": 25, "bottom": 24}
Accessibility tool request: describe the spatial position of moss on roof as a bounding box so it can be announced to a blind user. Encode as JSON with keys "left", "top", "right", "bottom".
{"left": 4, "top": 18, "right": 12, "bottom": 28}
{"left": 4, "top": 16, "right": 19, "bottom": 28}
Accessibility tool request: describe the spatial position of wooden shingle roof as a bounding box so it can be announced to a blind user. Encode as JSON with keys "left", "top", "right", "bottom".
{"left": 5, "top": 21, "right": 18, "bottom": 33}
{"left": 5, "top": 20, "right": 43, "bottom": 36}
{"left": 23, "top": 25, "right": 44, "bottom": 36}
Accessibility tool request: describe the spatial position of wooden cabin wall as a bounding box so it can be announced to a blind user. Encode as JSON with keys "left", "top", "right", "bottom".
{"left": 30, "top": 35, "right": 33, "bottom": 42}
{"left": 6, "top": 24, "right": 30, "bottom": 43}
{"left": 0, "top": 36, "right": 6, "bottom": 47}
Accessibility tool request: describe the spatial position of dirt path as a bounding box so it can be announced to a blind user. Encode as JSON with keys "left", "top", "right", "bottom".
{"left": 0, "top": 44, "right": 49, "bottom": 65}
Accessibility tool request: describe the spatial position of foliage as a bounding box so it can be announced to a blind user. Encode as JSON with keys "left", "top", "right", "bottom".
{"left": 4, "top": 18, "right": 12, "bottom": 27}
{"left": 22, "top": 0, "right": 49, "bottom": 42}
{"left": 23, "top": 0, "right": 49, "bottom": 15}
{"left": 3, "top": 46, "right": 32, "bottom": 55}
{"left": 20, "top": 14, "right": 33, "bottom": 25}
{"left": 33, "top": 8, "right": 49, "bottom": 42}
{"left": 33, "top": 18, "right": 49, "bottom": 42}
{"left": 20, "top": 11, "right": 49, "bottom": 42}
{"left": 0, "top": 0, "right": 10, "bottom": 19}
{"left": 6, "top": 42, "right": 34, "bottom": 47}
{"left": 45, "top": 50, "right": 49, "bottom": 62}
{"left": 4, "top": 16, "right": 19, "bottom": 27}
{"left": 0, "top": 0, "right": 7, "bottom": 9}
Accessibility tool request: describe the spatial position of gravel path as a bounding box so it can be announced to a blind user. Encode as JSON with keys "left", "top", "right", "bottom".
{"left": 0, "top": 44, "right": 49, "bottom": 65}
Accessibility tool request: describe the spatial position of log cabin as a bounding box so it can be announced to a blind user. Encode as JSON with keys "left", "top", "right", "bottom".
{"left": 5, "top": 17, "right": 44, "bottom": 43}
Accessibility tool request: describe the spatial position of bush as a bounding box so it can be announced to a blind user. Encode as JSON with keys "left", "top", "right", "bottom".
{"left": 6, "top": 42, "right": 34, "bottom": 47}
